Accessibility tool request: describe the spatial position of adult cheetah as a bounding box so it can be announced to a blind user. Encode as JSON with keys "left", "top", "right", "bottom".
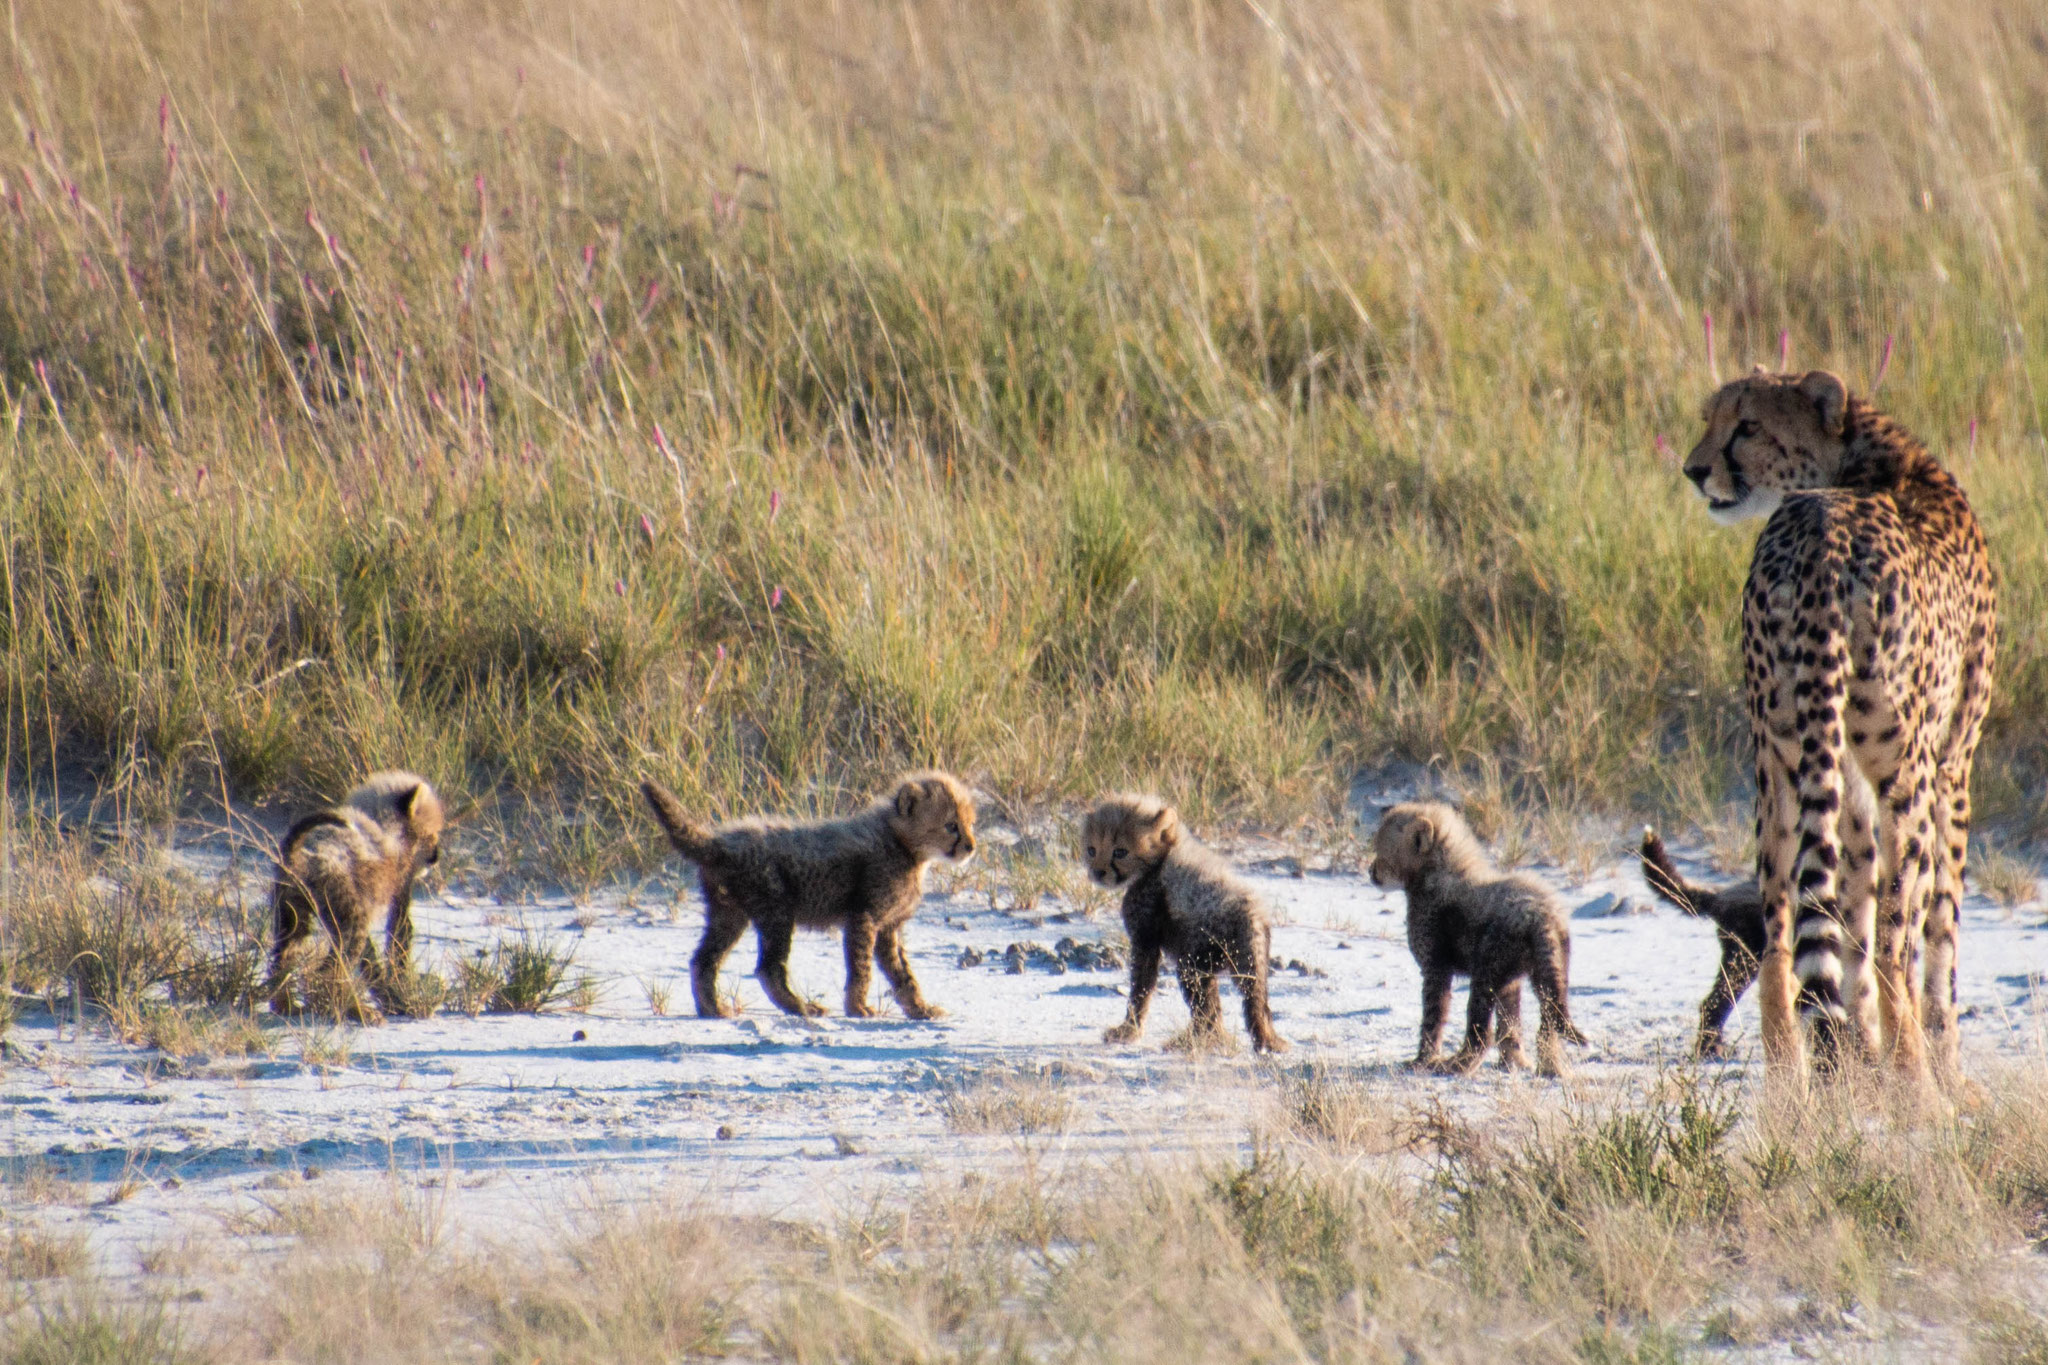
{"left": 1682, "top": 368, "right": 1995, "bottom": 1092}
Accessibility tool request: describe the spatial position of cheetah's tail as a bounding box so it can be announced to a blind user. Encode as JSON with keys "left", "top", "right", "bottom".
{"left": 1637, "top": 827, "right": 1706, "bottom": 916}
{"left": 640, "top": 781, "right": 719, "bottom": 864}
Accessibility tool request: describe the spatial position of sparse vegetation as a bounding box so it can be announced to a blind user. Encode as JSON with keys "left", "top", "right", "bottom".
{"left": 8, "top": 862, "right": 195, "bottom": 1019}
{"left": 0, "top": 1228, "right": 85, "bottom": 1282}
{"left": 1277, "top": 1066, "right": 1394, "bottom": 1154}
{"left": 1975, "top": 841, "right": 2042, "bottom": 912}
{"left": 450, "top": 933, "right": 580, "bottom": 1015}
{"left": 0, "top": 0, "right": 2040, "bottom": 876}
{"left": 9, "top": 1066, "right": 2048, "bottom": 1360}
{"left": 0, "top": 1298, "right": 190, "bottom": 1365}
{"left": 940, "top": 1068, "right": 1076, "bottom": 1135}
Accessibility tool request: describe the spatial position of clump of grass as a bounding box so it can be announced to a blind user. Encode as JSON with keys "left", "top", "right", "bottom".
{"left": 294, "top": 1027, "right": 354, "bottom": 1072}
{"left": 0, "top": 1293, "right": 191, "bottom": 1365}
{"left": 377, "top": 966, "right": 449, "bottom": 1020}
{"left": 0, "top": 1226, "right": 87, "bottom": 1281}
{"left": 8, "top": 860, "right": 194, "bottom": 1020}
{"left": 1973, "top": 841, "right": 2041, "bottom": 911}
{"left": 491, "top": 935, "right": 579, "bottom": 1014}
{"left": 940, "top": 1070, "right": 1074, "bottom": 1135}
{"left": 136, "top": 1002, "right": 270, "bottom": 1061}
{"left": 961, "top": 839, "right": 1079, "bottom": 915}
{"left": 452, "top": 934, "right": 580, "bottom": 1015}
{"left": 1204, "top": 1146, "right": 1359, "bottom": 1325}
{"left": 1277, "top": 1067, "right": 1390, "bottom": 1154}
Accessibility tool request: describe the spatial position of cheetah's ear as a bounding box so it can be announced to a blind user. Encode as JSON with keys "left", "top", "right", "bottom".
{"left": 395, "top": 784, "right": 422, "bottom": 820}
{"left": 894, "top": 780, "right": 925, "bottom": 818}
{"left": 1797, "top": 370, "right": 1848, "bottom": 437}
{"left": 1148, "top": 805, "right": 1181, "bottom": 848}
{"left": 1408, "top": 819, "right": 1436, "bottom": 856}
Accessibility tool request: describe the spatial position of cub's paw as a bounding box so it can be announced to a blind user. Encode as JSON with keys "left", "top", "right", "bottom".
{"left": 1255, "top": 1034, "right": 1291, "bottom": 1055}
{"left": 905, "top": 1003, "right": 949, "bottom": 1021}
{"left": 1102, "top": 1023, "right": 1142, "bottom": 1045}
{"left": 843, "top": 1001, "right": 877, "bottom": 1019}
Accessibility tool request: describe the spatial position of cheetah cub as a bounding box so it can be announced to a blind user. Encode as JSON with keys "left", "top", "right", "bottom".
{"left": 263, "top": 771, "right": 445, "bottom": 1024}
{"left": 1639, "top": 828, "right": 1766, "bottom": 1060}
{"left": 1369, "top": 802, "right": 1587, "bottom": 1076}
{"left": 1085, "top": 795, "right": 1288, "bottom": 1053}
{"left": 640, "top": 772, "right": 975, "bottom": 1020}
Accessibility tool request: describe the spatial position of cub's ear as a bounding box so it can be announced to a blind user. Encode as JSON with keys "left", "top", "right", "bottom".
{"left": 395, "top": 785, "right": 422, "bottom": 820}
{"left": 894, "top": 780, "right": 926, "bottom": 818}
{"left": 1149, "top": 805, "right": 1181, "bottom": 848}
{"left": 1408, "top": 819, "right": 1437, "bottom": 855}
{"left": 1797, "top": 369, "right": 1848, "bottom": 437}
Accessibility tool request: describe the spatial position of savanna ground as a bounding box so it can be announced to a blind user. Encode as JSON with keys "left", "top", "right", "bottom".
{"left": 4, "top": 0, "right": 2048, "bottom": 1359}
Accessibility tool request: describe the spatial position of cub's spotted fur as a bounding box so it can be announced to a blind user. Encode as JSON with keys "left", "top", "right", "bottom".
{"left": 1684, "top": 368, "right": 1996, "bottom": 1091}
{"left": 1085, "top": 795, "right": 1287, "bottom": 1053}
{"left": 641, "top": 772, "right": 975, "bottom": 1020}
{"left": 263, "top": 771, "right": 445, "bottom": 1024}
{"left": 1369, "top": 803, "right": 1587, "bottom": 1075}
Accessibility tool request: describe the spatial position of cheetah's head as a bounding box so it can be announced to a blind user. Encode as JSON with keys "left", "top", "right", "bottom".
{"left": 345, "top": 770, "right": 446, "bottom": 875}
{"left": 1683, "top": 369, "right": 1850, "bottom": 524}
{"left": 1080, "top": 795, "right": 1180, "bottom": 889}
{"left": 887, "top": 771, "right": 978, "bottom": 865}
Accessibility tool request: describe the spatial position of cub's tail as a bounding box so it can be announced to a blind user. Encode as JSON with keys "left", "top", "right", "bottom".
{"left": 1638, "top": 827, "right": 1708, "bottom": 916}
{"left": 641, "top": 781, "right": 718, "bottom": 864}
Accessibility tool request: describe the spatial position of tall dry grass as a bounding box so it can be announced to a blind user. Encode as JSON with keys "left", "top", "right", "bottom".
{"left": 1, "top": 0, "right": 2044, "bottom": 876}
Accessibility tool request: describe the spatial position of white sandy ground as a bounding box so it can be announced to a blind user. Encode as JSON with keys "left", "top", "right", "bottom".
{"left": 4, "top": 825, "right": 2047, "bottom": 1345}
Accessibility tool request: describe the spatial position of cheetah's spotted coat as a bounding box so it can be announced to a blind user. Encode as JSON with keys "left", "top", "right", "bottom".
{"left": 1684, "top": 369, "right": 1996, "bottom": 1090}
